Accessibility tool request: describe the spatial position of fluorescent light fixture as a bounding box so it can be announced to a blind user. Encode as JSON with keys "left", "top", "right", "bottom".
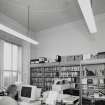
{"left": 77, "top": 0, "right": 97, "bottom": 33}
{"left": 0, "top": 24, "right": 39, "bottom": 45}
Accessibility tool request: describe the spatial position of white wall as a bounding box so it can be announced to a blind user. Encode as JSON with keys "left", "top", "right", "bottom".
{"left": 31, "top": 13, "right": 105, "bottom": 59}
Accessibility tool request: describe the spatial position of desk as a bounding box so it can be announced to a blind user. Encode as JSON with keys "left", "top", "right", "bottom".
{"left": 18, "top": 100, "right": 41, "bottom": 105}
{"left": 82, "top": 95, "right": 105, "bottom": 105}
{"left": 57, "top": 95, "right": 79, "bottom": 105}
{"left": 0, "top": 96, "right": 41, "bottom": 105}
{"left": 83, "top": 95, "right": 105, "bottom": 101}
{"left": 0, "top": 96, "right": 3, "bottom": 100}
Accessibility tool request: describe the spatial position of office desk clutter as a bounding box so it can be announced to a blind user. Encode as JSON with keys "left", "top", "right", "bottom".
{"left": 42, "top": 90, "right": 79, "bottom": 105}
{"left": 0, "top": 86, "right": 79, "bottom": 105}
{"left": 0, "top": 84, "right": 42, "bottom": 105}
{"left": 41, "top": 79, "right": 79, "bottom": 105}
{"left": 0, "top": 88, "right": 7, "bottom": 96}
{"left": 17, "top": 84, "right": 42, "bottom": 105}
{"left": 43, "top": 91, "right": 59, "bottom": 105}
{"left": 19, "top": 85, "right": 41, "bottom": 102}
{"left": 18, "top": 100, "right": 41, "bottom": 105}
{"left": 0, "top": 82, "right": 79, "bottom": 105}
{"left": 52, "top": 79, "right": 71, "bottom": 92}
{"left": 17, "top": 83, "right": 79, "bottom": 105}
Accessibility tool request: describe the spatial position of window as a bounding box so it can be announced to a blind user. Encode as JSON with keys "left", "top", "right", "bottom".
{"left": 1, "top": 41, "right": 22, "bottom": 88}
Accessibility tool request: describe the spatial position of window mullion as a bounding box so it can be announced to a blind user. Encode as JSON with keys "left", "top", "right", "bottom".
{"left": 11, "top": 44, "right": 13, "bottom": 84}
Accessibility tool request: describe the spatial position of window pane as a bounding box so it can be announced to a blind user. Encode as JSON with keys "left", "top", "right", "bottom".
{"left": 12, "top": 72, "right": 17, "bottom": 83}
{"left": 2, "top": 41, "right": 22, "bottom": 88}
{"left": 12, "top": 45, "right": 18, "bottom": 71}
{"left": 3, "top": 72, "right": 18, "bottom": 88}
{"left": 3, "top": 72, "right": 11, "bottom": 88}
{"left": 0, "top": 71, "right": 2, "bottom": 88}
{"left": 3, "top": 42, "right": 12, "bottom": 70}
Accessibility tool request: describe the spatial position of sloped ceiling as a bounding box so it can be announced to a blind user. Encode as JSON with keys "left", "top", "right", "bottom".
{"left": 0, "top": 0, "right": 105, "bottom": 33}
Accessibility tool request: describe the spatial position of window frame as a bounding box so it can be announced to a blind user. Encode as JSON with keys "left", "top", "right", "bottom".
{"left": 0, "top": 41, "right": 22, "bottom": 88}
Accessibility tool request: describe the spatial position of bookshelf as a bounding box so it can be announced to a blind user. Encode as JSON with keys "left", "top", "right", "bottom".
{"left": 30, "top": 62, "right": 60, "bottom": 91}
{"left": 30, "top": 61, "right": 80, "bottom": 92}
{"left": 80, "top": 59, "right": 105, "bottom": 105}
{"left": 30, "top": 58, "right": 105, "bottom": 105}
{"left": 59, "top": 63, "right": 80, "bottom": 90}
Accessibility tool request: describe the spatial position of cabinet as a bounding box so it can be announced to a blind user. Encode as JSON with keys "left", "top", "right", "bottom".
{"left": 30, "top": 61, "right": 80, "bottom": 92}
{"left": 80, "top": 59, "right": 105, "bottom": 105}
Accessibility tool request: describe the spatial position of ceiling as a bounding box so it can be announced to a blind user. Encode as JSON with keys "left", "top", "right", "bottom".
{"left": 0, "top": 0, "right": 105, "bottom": 33}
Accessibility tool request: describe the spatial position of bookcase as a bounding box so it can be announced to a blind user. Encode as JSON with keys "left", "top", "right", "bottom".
{"left": 59, "top": 62, "right": 80, "bottom": 90}
{"left": 80, "top": 59, "right": 105, "bottom": 105}
{"left": 30, "top": 61, "right": 80, "bottom": 92}
{"left": 30, "top": 58, "right": 105, "bottom": 105}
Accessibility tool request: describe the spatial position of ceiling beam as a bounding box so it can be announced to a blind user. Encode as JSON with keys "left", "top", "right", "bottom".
{"left": 77, "top": 0, "right": 97, "bottom": 34}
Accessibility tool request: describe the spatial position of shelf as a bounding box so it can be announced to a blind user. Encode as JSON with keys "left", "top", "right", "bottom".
{"left": 60, "top": 76, "right": 80, "bottom": 78}
{"left": 30, "top": 61, "right": 80, "bottom": 92}
{"left": 31, "top": 76, "right": 44, "bottom": 78}
{"left": 67, "top": 88, "right": 80, "bottom": 90}
{"left": 80, "top": 59, "right": 105, "bottom": 105}
{"left": 31, "top": 61, "right": 80, "bottom": 68}
{"left": 81, "top": 76, "right": 105, "bottom": 79}
{"left": 80, "top": 58, "right": 105, "bottom": 65}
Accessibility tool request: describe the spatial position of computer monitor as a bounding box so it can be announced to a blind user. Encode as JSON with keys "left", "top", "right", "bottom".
{"left": 20, "top": 85, "right": 41, "bottom": 102}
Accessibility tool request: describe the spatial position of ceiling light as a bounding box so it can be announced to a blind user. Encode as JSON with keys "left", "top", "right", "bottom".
{"left": 77, "top": 0, "right": 97, "bottom": 34}
{"left": 0, "top": 24, "right": 39, "bottom": 45}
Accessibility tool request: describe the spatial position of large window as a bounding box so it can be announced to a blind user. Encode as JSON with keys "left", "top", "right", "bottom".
{"left": 1, "top": 41, "right": 22, "bottom": 88}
